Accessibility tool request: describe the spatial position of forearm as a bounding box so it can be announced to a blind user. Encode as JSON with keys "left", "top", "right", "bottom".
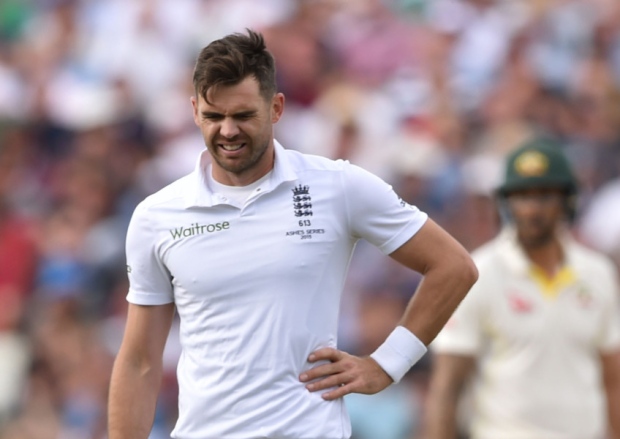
{"left": 602, "top": 350, "right": 620, "bottom": 439}
{"left": 424, "top": 385, "right": 461, "bottom": 439}
{"left": 424, "top": 354, "right": 474, "bottom": 439}
{"left": 400, "top": 260, "right": 477, "bottom": 345}
{"left": 607, "top": 381, "right": 620, "bottom": 439}
{"left": 108, "top": 355, "right": 163, "bottom": 439}
{"left": 388, "top": 219, "right": 478, "bottom": 345}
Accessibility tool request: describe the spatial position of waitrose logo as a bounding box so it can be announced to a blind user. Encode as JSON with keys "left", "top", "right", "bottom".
{"left": 170, "top": 222, "right": 230, "bottom": 240}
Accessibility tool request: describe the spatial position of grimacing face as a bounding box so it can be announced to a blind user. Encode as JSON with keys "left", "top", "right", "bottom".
{"left": 506, "top": 188, "right": 565, "bottom": 249}
{"left": 191, "top": 76, "right": 284, "bottom": 186}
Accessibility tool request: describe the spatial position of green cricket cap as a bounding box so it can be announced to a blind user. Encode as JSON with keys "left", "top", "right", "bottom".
{"left": 497, "top": 138, "right": 578, "bottom": 196}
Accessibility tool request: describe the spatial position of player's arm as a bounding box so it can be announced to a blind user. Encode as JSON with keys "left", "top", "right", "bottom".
{"left": 602, "top": 349, "right": 620, "bottom": 439}
{"left": 388, "top": 218, "right": 478, "bottom": 344}
{"left": 108, "top": 302, "right": 175, "bottom": 439}
{"left": 424, "top": 353, "right": 476, "bottom": 439}
{"left": 300, "top": 219, "right": 478, "bottom": 399}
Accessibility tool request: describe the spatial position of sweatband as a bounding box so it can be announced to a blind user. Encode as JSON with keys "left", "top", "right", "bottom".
{"left": 370, "top": 326, "right": 427, "bottom": 383}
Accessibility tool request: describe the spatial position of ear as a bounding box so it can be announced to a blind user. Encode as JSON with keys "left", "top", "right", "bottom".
{"left": 190, "top": 95, "right": 200, "bottom": 127}
{"left": 564, "top": 194, "right": 578, "bottom": 223}
{"left": 271, "top": 93, "right": 285, "bottom": 124}
{"left": 496, "top": 196, "right": 513, "bottom": 226}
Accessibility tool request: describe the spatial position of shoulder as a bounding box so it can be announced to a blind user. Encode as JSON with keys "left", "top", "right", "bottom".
{"left": 283, "top": 149, "right": 383, "bottom": 194}
{"left": 284, "top": 148, "right": 348, "bottom": 173}
{"left": 136, "top": 174, "right": 193, "bottom": 213}
{"left": 126, "top": 175, "right": 195, "bottom": 245}
{"left": 568, "top": 241, "right": 620, "bottom": 306}
{"left": 568, "top": 240, "right": 618, "bottom": 280}
{"left": 281, "top": 148, "right": 385, "bottom": 186}
{"left": 471, "top": 236, "right": 505, "bottom": 270}
{"left": 464, "top": 234, "right": 514, "bottom": 299}
{"left": 129, "top": 175, "right": 194, "bottom": 232}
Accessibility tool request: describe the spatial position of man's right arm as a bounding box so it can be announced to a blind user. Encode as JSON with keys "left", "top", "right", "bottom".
{"left": 108, "top": 302, "right": 176, "bottom": 439}
{"left": 424, "top": 353, "right": 476, "bottom": 439}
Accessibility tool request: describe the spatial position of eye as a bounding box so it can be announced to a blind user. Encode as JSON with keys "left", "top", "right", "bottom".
{"left": 202, "top": 113, "right": 223, "bottom": 121}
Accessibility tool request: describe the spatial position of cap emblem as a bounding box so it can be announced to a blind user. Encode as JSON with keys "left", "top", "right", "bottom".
{"left": 514, "top": 151, "right": 548, "bottom": 177}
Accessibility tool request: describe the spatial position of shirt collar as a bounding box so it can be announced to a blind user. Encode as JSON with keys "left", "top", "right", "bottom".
{"left": 183, "top": 139, "right": 297, "bottom": 208}
{"left": 497, "top": 225, "right": 577, "bottom": 275}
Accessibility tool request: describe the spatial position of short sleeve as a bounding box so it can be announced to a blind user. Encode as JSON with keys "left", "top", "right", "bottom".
{"left": 431, "top": 272, "right": 487, "bottom": 356}
{"left": 342, "top": 162, "right": 428, "bottom": 254}
{"left": 125, "top": 202, "right": 174, "bottom": 305}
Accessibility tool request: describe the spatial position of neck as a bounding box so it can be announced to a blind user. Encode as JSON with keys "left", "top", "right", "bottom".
{"left": 212, "top": 145, "right": 275, "bottom": 187}
{"left": 214, "top": 165, "right": 272, "bottom": 187}
{"left": 521, "top": 236, "right": 564, "bottom": 277}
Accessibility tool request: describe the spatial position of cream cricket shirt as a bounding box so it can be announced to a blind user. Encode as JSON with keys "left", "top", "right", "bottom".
{"left": 125, "top": 142, "right": 428, "bottom": 439}
{"left": 432, "top": 227, "right": 620, "bottom": 439}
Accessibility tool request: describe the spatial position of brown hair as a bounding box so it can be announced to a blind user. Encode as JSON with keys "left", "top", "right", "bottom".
{"left": 192, "top": 29, "right": 277, "bottom": 103}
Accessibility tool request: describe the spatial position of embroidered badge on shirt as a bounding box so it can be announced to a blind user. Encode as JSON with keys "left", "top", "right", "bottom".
{"left": 507, "top": 291, "right": 534, "bottom": 313}
{"left": 292, "top": 184, "right": 313, "bottom": 217}
{"left": 285, "top": 184, "right": 325, "bottom": 240}
{"left": 576, "top": 286, "right": 593, "bottom": 308}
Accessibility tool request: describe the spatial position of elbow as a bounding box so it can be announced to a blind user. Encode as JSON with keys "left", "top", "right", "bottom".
{"left": 114, "top": 346, "right": 163, "bottom": 380}
{"left": 425, "top": 250, "right": 478, "bottom": 292}
{"left": 467, "top": 257, "right": 479, "bottom": 287}
{"left": 459, "top": 253, "right": 479, "bottom": 292}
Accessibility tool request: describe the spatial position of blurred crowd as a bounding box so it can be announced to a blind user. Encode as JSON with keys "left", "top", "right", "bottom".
{"left": 0, "top": 0, "right": 620, "bottom": 438}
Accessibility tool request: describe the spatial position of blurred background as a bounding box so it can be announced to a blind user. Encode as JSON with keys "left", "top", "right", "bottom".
{"left": 0, "top": 0, "right": 619, "bottom": 438}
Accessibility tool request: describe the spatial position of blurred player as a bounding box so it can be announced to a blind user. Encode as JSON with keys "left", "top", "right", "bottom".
{"left": 426, "top": 138, "right": 620, "bottom": 439}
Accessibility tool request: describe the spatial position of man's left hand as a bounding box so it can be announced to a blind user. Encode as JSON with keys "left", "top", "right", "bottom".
{"left": 299, "top": 347, "right": 393, "bottom": 400}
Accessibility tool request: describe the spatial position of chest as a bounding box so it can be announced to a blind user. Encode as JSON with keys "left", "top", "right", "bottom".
{"left": 156, "top": 186, "right": 351, "bottom": 301}
{"left": 485, "top": 275, "right": 604, "bottom": 348}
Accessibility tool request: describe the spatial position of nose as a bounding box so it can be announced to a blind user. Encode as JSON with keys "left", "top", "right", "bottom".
{"left": 219, "top": 117, "right": 240, "bottom": 139}
{"left": 517, "top": 201, "right": 544, "bottom": 219}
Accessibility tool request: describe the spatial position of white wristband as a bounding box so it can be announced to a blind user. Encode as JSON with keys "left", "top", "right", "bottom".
{"left": 370, "top": 326, "right": 427, "bottom": 383}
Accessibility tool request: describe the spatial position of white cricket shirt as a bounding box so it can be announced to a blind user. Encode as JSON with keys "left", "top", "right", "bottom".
{"left": 125, "top": 141, "right": 428, "bottom": 439}
{"left": 432, "top": 227, "right": 620, "bottom": 439}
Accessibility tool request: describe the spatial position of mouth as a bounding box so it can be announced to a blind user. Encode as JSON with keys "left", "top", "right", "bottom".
{"left": 218, "top": 142, "right": 246, "bottom": 152}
